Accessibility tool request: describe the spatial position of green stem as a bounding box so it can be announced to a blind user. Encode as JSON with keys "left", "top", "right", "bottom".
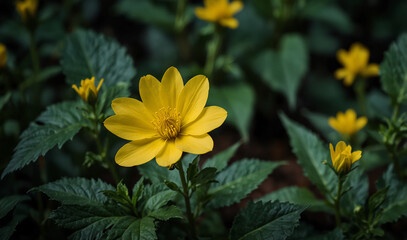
{"left": 29, "top": 29, "right": 40, "bottom": 78}
{"left": 354, "top": 77, "right": 367, "bottom": 116}
{"left": 334, "top": 176, "right": 343, "bottom": 228}
{"left": 204, "top": 25, "right": 222, "bottom": 80}
{"left": 175, "top": 0, "right": 188, "bottom": 33}
{"left": 91, "top": 105, "right": 119, "bottom": 184}
{"left": 176, "top": 161, "right": 198, "bottom": 240}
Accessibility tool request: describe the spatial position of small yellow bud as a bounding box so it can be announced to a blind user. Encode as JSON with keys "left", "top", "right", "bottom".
{"left": 72, "top": 77, "right": 104, "bottom": 104}
{"left": 328, "top": 109, "right": 367, "bottom": 136}
{"left": 329, "top": 141, "right": 362, "bottom": 174}
{"left": 16, "top": 0, "right": 38, "bottom": 21}
{"left": 195, "top": 0, "right": 243, "bottom": 29}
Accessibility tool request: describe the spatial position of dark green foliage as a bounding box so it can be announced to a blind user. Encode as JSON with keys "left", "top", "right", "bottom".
{"left": 380, "top": 33, "right": 407, "bottom": 105}
{"left": 252, "top": 34, "right": 308, "bottom": 109}
{"left": 203, "top": 142, "right": 241, "bottom": 172}
{"left": 61, "top": 29, "right": 136, "bottom": 87}
{"left": 2, "top": 101, "right": 89, "bottom": 178}
{"left": 34, "top": 178, "right": 182, "bottom": 240}
{"left": 0, "top": 195, "right": 29, "bottom": 219}
{"left": 230, "top": 201, "right": 306, "bottom": 240}
{"left": 208, "top": 159, "right": 284, "bottom": 209}
{"left": 280, "top": 114, "right": 337, "bottom": 197}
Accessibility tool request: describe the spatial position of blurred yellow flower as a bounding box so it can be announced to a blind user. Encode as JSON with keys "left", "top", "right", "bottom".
{"left": 329, "top": 141, "right": 361, "bottom": 174}
{"left": 16, "top": 0, "right": 38, "bottom": 21}
{"left": 0, "top": 43, "right": 7, "bottom": 68}
{"left": 72, "top": 77, "right": 104, "bottom": 104}
{"left": 104, "top": 66, "right": 227, "bottom": 168}
{"left": 334, "top": 43, "right": 379, "bottom": 86}
{"left": 195, "top": 0, "right": 243, "bottom": 29}
{"left": 328, "top": 109, "right": 367, "bottom": 136}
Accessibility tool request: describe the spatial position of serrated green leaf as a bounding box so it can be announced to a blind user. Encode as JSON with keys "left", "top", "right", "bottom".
{"left": 377, "top": 166, "right": 407, "bottom": 223}
{"left": 208, "top": 159, "right": 284, "bottom": 209}
{"left": 106, "top": 216, "right": 157, "bottom": 240}
{"left": 208, "top": 83, "right": 255, "bottom": 141}
{"left": 33, "top": 177, "right": 114, "bottom": 206}
{"left": 259, "top": 187, "right": 331, "bottom": 213}
{"left": 0, "top": 195, "right": 29, "bottom": 219}
{"left": 340, "top": 167, "right": 369, "bottom": 215}
{"left": 252, "top": 35, "right": 308, "bottom": 109}
{"left": 143, "top": 190, "right": 178, "bottom": 215}
{"left": 280, "top": 114, "right": 336, "bottom": 196}
{"left": 230, "top": 201, "right": 306, "bottom": 240}
{"left": 2, "top": 101, "right": 88, "bottom": 178}
{"left": 203, "top": 142, "right": 240, "bottom": 172}
{"left": 149, "top": 205, "right": 183, "bottom": 221}
{"left": 191, "top": 167, "right": 217, "bottom": 186}
{"left": 62, "top": 29, "right": 136, "bottom": 87}
{"left": 115, "top": 0, "right": 174, "bottom": 30}
{"left": 380, "top": 33, "right": 407, "bottom": 104}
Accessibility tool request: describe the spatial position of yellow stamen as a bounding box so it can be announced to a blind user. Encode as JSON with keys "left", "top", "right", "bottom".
{"left": 152, "top": 107, "right": 181, "bottom": 140}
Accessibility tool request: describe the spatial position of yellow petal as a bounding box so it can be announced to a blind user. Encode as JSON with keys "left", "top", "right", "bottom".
{"left": 343, "top": 73, "right": 355, "bottom": 86}
{"left": 334, "top": 68, "right": 348, "bottom": 80}
{"left": 355, "top": 117, "right": 367, "bottom": 131}
{"left": 345, "top": 109, "right": 357, "bottom": 122}
{"left": 335, "top": 141, "right": 347, "bottom": 153}
{"left": 111, "top": 97, "right": 153, "bottom": 121}
{"left": 139, "top": 75, "right": 163, "bottom": 114}
{"left": 181, "top": 106, "right": 227, "bottom": 135}
{"left": 161, "top": 67, "right": 184, "bottom": 108}
{"left": 175, "top": 134, "right": 213, "bottom": 154}
{"left": 220, "top": 17, "right": 239, "bottom": 29}
{"left": 177, "top": 75, "right": 209, "bottom": 125}
{"left": 229, "top": 1, "right": 243, "bottom": 14}
{"left": 352, "top": 151, "right": 362, "bottom": 163}
{"left": 329, "top": 143, "right": 336, "bottom": 165}
{"left": 155, "top": 140, "right": 183, "bottom": 167}
{"left": 361, "top": 64, "right": 379, "bottom": 77}
{"left": 350, "top": 43, "right": 369, "bottom": 67}
{"left": 336, "top": 49, "right": 348, "bottom": 66}
{"left": 104, "top": 115, "right": 157, "bottom": 140}
{"left": 195, "top": 7, "right": 215, "bottom": 21}
{"left": 96, "top": 78, "right": 104, "bottom": 92}
{"left": 115, "top": 138, "right": 165, "bottom": 167}
{"left": 72, "top": 84, "right": 80, "bottom": 94}
{"left": 328, "top": 117, "right": 340, "bottom": 132}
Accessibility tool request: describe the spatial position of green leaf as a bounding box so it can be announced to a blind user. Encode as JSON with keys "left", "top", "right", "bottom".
{"left": 149, "top": 206, "right": 183, "bottom": 221}
{"left": 97, "top": 83, "right": 130, "bottom": 116}
{"left": 380, "top": 33, "right": 407, "bottom": 104}
{"left": 33, "top": 177, "right": 114, "bottom": 206}
{"left": 203, "top": 142, "right": 240, "bottom": 172}
{"left": 252, "top": 34, "right": 308, "bottom": 109}
{"left": 208, "top": 159, "right": 284, "bottom": 209}
{"left": 208, "top": 83, "right": 255, "bottom": 141}
{"left": 0, "top": 213, "right": 26, "bottom": 240}
{"left": 2, "top": 101, "right": 88, "bottom": 178}
{"left": 377, "top": 166, "right": 407, "bottom": 223}
{"left": 106, "top": 216, "right": 157, "bottom": 240}
{"left": 230, "top": 201, "right": 306, "bottom": 240}
{"left": 259, "top": 187, "right": 331, "bottom": 213}
{"left": 191, "top": 167, "right": 217, "bottom": 186}
{"left": 115, "top": 0, "right": 174, "bottom": 30}
{"left": 143, "top": 190, "right": 178, "bottom": 214}
{"left": 302, "top": 110, "right": 340, "bottom": 143}
{"left": 0, "top": 92, "right": 12, "bottom": 111}
{"left": 62, "top": 29, "right": 136, "bottom": 87}
{"left": 340, "top": 167, "right": 369, "bottom": 215}
{"left": 280, "top": 113, "right": 336, "bottom": 196}
{"left": 0, "top": 195, "right": 29, "bottom": 219}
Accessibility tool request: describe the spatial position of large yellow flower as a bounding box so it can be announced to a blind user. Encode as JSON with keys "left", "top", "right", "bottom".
{"left": 72, "top": 77, "right": 104, "bottom": 104}
{"left": 195, "top": 0, "right": 243, "bottom": 29}
{"left": 334, "top": 43, "right": 379, "bottom": 86}
{"left": 104, "top": 67, "right": 227, "bottom": 167}
{"left": 16, "top": 0, "right": 38, "bottom": 21}
{"left": 329, "top": 141, "right": 361, "bottom": 174}
{"left": 328, "top": 109, "right": 367, "bottom": 136}
{"left": 0, "top": 43, "right": 7, "bottom": 68}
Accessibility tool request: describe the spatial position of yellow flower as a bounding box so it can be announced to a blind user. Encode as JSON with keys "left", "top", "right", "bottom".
{"left": 195, "top": 0, "right": 243, "bottom": 29}
{"left": 0, "top": 43, "right": 7, "bottom": 68}
{"left": 104, "top": 66, "right": 227, "bottom": 168}
{"left": 334, "top": 43, "right": 379, "bottom": 86}
{"left": 328, "top": 109, "right": 367, "bottom": 136}
{"left": 16, "top": 0, "right": 38, "bottom": 21}
{"left": 72, "top": 77, "right": 104, "bottom": 104}
{"left": 329, "top": 141, "right": 361, "bottom": 174}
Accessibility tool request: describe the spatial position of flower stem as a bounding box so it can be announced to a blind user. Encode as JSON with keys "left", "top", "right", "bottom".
{"left": 334, "top": 175, "right": 343, "bottom": 228}
{"left": 204, "top": 25, "right": 222, "bottom": 80}
{"left": 354, "top": 77, "right": 367, "bottom": 116}
{"left": 91, "top": 105, "right": 119, "bottom": 184}
{"left": 176, "top": 161, "right": 198, "bottom": 240}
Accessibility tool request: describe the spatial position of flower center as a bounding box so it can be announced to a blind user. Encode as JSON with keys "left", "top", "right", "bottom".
{"left": 152, "top": 107, "right": 181, "bottom": 140}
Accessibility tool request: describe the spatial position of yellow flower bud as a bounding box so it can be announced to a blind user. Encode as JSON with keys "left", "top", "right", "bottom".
{"left": 72, "top": 77, "right": 104, "bottom": 104}
{"left": 334, "top": 43, "right": 379, "bottom": 86}
{"left": 328, "top": 109, "right": 367, "bottom": 136}
{"left": 16, "top": 0, "right": 38, "bottom": 21}
{"left": 195, "top": 0, "right": 243, "bottom": 29}
{"left": 329, "top": 141, "right": 362, "bottom": 174}
{"left": 0, "top": 43, "right": 7, "bottom": 68}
